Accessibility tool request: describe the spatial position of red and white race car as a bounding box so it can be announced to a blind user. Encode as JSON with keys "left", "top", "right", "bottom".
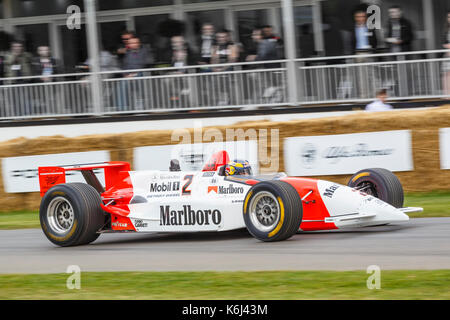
{"left": 38, "top": 150, "right": 422, "bottom": 246}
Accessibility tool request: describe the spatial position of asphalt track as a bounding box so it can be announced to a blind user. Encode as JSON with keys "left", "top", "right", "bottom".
{"left": 0, "top": 218, "right": 449, "bottom": 274}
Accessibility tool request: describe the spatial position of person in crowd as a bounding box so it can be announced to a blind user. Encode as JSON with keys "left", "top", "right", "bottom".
{"left": 350, "top": 9, "right": 378, "bottom": 99}
{"left": 166, "top": 35, "right": 197, "bottom": 104}
{"left": 117, "top": 30, "right": 135, "bottom": 67}
{"left": 385, "top": 5, "right": 414, "bottom": 53}
{"left": 350, "top": 9, "right": 377, "bottom": 54}
{"left": 211, "top": 29, "right": 239, "bottom": 71}
{"left": 122, "top": 37, "right": 149, "bottom": 76}
{"left": 245, "top": 28, "right": 263, "bottom": 63}
{"left": 210, "top": 30, "right": 239, "bottom": 105}
{"left": 442, "top": 11, "right": 450, "bottom": 96}
{"left": 3, "top": 41, "right": 33, "bottom": 83}
{"left": 31, "top": 46, "right": 60, "bottom": 82}
{"left": 170, "top": 35, "right": 196, "bottom": 69}
{"left": 198, "top": 22, "right": 216, "bottom": 65}
{"left": 261, "top": 25, "right": 284, "bottom": 58}
{"left": 365, "top": 89, "right": 393, "bottom": 112}
{"left": 118, "top": 37, "right": 149, "bottom": 111}
{"left": 247, "top": 26, "right": 281, "bottom": 66}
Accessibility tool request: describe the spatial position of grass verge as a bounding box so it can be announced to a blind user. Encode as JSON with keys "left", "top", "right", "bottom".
{"left": 0, "top": 270, "right": 449, "bottom": 300}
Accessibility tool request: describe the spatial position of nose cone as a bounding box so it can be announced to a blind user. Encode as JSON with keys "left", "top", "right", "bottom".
{"left": 360, "top": 197, "right": 409, "bottom": 225}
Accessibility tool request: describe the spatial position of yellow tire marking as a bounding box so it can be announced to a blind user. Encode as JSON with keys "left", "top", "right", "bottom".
{"left": 268, "top": 197, "right": 285, "bottom": 238}
{"left": 47, "top": 221, "right": 78, "bottom": 242}
{"left": 243, "top": 191, "right": 253, "bottom": 214}
{"left": 352, "top": 172, "right": 370, "bottom": 183}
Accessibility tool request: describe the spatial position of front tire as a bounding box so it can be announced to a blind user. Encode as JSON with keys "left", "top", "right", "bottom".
{"left": 40, "top": 183, "right": 105, "bottom": 247}
{"left": 243, "top": 181, "right": 303, "bottom": 242}
{"left": 348, "top": 168, "right": 404, "bottom": 208}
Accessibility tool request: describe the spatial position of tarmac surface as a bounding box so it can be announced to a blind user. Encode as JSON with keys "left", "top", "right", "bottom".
{"left": 0, "top": 218, "right": 449, "bottom": 274}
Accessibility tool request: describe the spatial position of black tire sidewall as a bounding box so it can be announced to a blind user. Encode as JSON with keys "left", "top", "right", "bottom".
{"left": 348, "top": 168, "right": 403, "bottom": 207}
{"left": 243, "top": 182, "right": 295, "bottom": 241}
{"left": 40, "top": 185, "right": 87, "bottom": 247}
{"left": 349, "top": 171, "right": 390, "bottom": 201}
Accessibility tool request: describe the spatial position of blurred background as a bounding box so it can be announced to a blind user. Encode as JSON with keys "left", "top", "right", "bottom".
{"left": 0, "top": 0, "right": 449, "bottom": 119}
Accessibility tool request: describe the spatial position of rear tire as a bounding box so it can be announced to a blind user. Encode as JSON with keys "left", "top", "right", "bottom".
{"left": 40, "top": 183, "right": 105, "bottom": 247}
{"left": 348, "top": 168, "right": 404, "bottom": 208}
{"left": 243, "top": 181, "right": 303, "bottom": 242}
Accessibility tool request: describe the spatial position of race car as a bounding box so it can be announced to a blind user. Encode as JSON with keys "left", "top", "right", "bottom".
{"left": 38, "top": 150, "right": 422, "bottom": 247}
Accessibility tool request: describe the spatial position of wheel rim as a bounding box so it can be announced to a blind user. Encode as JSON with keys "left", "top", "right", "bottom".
{"left": 355, "top": 181, "right": 378, "bottom": 197}
{"left": 249, "top": 191, "right": 280, "bottom": 232}
{"left": 47, "top": 197, "right": 75, "bottom": 234}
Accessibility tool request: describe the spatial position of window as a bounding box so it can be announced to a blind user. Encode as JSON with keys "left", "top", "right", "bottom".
{"left": 11, "top": 0, "right": 84, "bottom": 18}
{"left": 98, "top": 0, "right": 173, "bottom": 10}
{"left": 16, "top": 24, "right": 50, "bottom": 55}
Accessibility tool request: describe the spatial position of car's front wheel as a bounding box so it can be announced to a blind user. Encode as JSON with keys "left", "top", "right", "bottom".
{"left": 40, "top": 183, "right": 105, "bottom": 247}
{"left": 243, "top": 181, "right": 303, "bottom": 242}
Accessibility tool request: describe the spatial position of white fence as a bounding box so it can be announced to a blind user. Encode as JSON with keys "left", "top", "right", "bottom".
{"left": 0, "top": 50, "right": 449, "bottom": 119}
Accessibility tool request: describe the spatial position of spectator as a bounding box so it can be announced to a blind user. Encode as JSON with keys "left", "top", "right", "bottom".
{"left": 350, "top": 9, "right": 377, "bottom": 54}
{"left": 365, "top": 89, "right": 393, "bottom": 112}
{"left": 211, "top": 29, "right": 239, "bottom": 71}
{"left": 198, "top": 23, "right": 215, "bottom": 65}
{"left": 118, "top": 37, "right": 148, "bottom": 111}
{"left": 261, "top": 25, "right": 284, "bottom": 58}
{"left": 245, "top": 28, "right": 263, "bottom": 63}
{"left": 31, "top": 46, "right": 60, "bottom": 82}
{"left": 442, "top": 11, "right": 450, "bottom": 96}
{"left": 385, "top": 6, "right": 414, "bottom": 53}
{"left": 170, "top": 35, "right": 196, "bottom": 69}
{"left": 3, "top": 41, "right": 33, "bottom": 83}
{"left": 117, "top": 30, "right": 135, "bottom": 67}
{"left": 350, "top": 9, "right": 378, "bottom": 99}
{"left": 210, "top": 30, "right": 239, "bottom": 105}
{"left": 123, "top": 37, "right": 149, "bottom": 75}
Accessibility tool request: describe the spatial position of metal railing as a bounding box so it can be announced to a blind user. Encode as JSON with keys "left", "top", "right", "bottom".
{"left": 0, "top": 49, "right": 449, "bottom": 119}
{"left": 297, "top": 49, "right": 450, "bottom": 104}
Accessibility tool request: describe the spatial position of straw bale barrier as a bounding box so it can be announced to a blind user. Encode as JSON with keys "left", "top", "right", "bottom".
{"left": 0, "top": 105, "right": 449, "bottom": 212}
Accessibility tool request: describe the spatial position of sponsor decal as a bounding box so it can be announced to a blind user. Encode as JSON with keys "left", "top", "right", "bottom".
{"left": 202, "top": 172, "right": 215, "bottom": 177}
{"left": 323, "top": 184, "right": 340, "bottom": 198}
{"left": 323, "top": 143, "right": 393, "bottom": 164}
{"left": 301, "top": 143, "right": 318, "bottom": 169}
{"left": 134, "top": 219, "right": 148, "bottom": 228}
{"left": 208, "top": 186, "right": 218, "bottom": 193}
{"left": 284, "top": 131, "right": 413, "bottom": 176}
{"left": 2, "top": 151, "right": 109, "bottom": 193}
{"left": 149, "top": 181, "right": 181, "bottom": 193}
{"left": 112, "top": 222, "right": 128, "bottom": 228}
{"left": 159, "top": 174, "right": 181, "bottom": 180}
{"left": 160, "top": 205, "right": 222, "bottom": 226}
{"left": 208, "top": 184, "right": 244, "bottom": 194}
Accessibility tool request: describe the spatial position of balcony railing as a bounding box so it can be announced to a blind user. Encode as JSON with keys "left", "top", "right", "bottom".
{"left": 0, "top": 49, "right": 449, "bottom": 119}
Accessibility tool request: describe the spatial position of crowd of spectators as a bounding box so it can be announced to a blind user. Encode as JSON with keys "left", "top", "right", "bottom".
{"left": 0, "top": 4, "right": 448, "bottom": 111}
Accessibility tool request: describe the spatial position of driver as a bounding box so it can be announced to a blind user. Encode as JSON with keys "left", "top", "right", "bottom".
{"left": 224, "top": 160, "right": 253, "bottom": 176}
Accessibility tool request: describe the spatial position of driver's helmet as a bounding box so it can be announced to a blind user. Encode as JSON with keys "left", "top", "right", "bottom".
{"left": 225, "top": 160, "right": 253, "bottom": 176}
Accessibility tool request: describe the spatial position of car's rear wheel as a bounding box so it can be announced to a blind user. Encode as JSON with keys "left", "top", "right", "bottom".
{"left": 347, "top": 168, "right": 404, "bottom": 208}
{"left": 40, "top": 183, "right": 105, "bottom": 247}
{"left": 243, "top": 181, "right": 303, "bottom": 242}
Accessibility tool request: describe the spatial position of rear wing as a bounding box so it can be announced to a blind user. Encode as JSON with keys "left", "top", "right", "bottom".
{"left": 38, "top": 161, "right": 131, "bottom": 197}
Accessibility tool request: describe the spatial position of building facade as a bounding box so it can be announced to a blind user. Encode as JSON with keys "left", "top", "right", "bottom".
{"left": 0, "top": 0, "right": 449, "bottom": 72}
